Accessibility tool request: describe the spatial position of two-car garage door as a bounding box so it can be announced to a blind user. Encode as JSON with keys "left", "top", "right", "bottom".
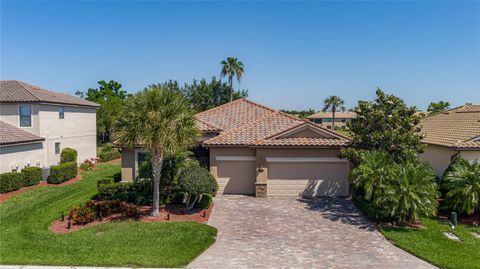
{"left": 267, "top": 158, "right": 349, "bottom": 197}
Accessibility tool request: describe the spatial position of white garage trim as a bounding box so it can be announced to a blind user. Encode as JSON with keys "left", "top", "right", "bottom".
{"left": 266, "top": 157, "right": 348, "bottom": 163}
{"left": 216, "top": 156, "right": 256, "bottom": 161}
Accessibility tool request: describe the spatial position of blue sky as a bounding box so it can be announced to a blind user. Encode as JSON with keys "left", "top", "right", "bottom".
{"left": 1, "top": 1, "right": 479, "bottom": 111}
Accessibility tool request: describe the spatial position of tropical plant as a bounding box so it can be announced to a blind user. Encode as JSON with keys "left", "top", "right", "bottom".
{"left": 351, "top": 151, "right": 438, "bottom": 222}
{"left": 220, "top": 57, "right": 245, "bottom": 102}
{"left": 178, "top": 164, "right": 218, "bottom": 210}
{"left": 322, "top": 95, "right": 345, "bottom": 129}
{"left": 114, "top": 85, "right": 199, "bottom": 215}
{"left": 442, "top": 158, "right": 480, "bottom": 215}
{"left": 427, "top": 101, "right": 450, "bottom": 114}
{"left": 340, "top": 88, "right": 424, "bottom": 165}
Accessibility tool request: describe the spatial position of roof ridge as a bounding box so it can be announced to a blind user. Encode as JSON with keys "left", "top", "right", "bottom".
{"left": 14, "top": 80, "right": 40, "bottom": 102}
{"left": 195, "top": 117, "right": 221, "bottom": 131}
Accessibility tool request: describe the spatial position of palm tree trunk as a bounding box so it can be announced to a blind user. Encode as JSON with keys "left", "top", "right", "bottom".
{"left": 151, "top": 151, "right": 163, "bottom": 216}
{"left": 331, "top": 106, "right": 336, "bottom": 130}
{"left": 229, "top": 76, "right": 233, "bottom": 102}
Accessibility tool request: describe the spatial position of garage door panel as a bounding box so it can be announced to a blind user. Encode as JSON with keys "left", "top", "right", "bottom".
{"left": 217, "top": 161, "right": 256, "bottom": 194}
{"left": 267, "top": 162, "right": 349, "bottom": 197}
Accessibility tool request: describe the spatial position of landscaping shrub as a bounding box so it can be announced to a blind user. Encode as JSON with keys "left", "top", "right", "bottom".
{"left": 0, "top": 172, "right": 23, "bottom": 193}
{"left": 69, "top": 201, "right": 96, "bottom": 224}
{"left": 97, "top": 180, "right": 152, "bottom": 205}
{"left": 98, "top": 146, "right": 121, "bottom": 162}
{"left": 196, "top": 193, "right": 213, "bottom": 209}
{"left": 21, "top": 166, "right": 42, "bottom": 186}
{"left": 442, "top": 158, "right": 480, "bottom": 215}
{"left": 47, "top": 162, "right": 78, "bottom": 184}
{"left": 79, "top": 159, "right": 95, "bottom": 171}
{"left": 97, "top": 177, "right": 114, "bottom": 189}
{"left": 60, "top": 148, "right": 78, "bottom": 163}
{"left": 69, "top": 200, "right": 140, "bottom": 224}
{"left": 178, "top": 164, "right": 218, "bottom": 209}
{"left": 351, "top": 151, "right": 438, "bottom": 222}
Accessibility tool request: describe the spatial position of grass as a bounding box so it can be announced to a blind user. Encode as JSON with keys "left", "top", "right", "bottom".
{"left": 0, "top": 163, "right": 217, "bottom": 267}
{"left": 381, "top": 218, "right": 480, "bottom": 269}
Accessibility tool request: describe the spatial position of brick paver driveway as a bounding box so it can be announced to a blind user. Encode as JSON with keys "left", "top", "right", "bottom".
{"left": 189, "top": 195, "right": 435, "bottom": 269}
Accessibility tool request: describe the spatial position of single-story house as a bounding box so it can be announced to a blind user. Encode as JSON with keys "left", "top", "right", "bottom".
{"left": 307, "top": 111, "right": 357, "bottom": 129}
{"left": 121, "top": 99, "right": 352, "bottom": 197}
{"left": 419, "top": 104, "right": 480, "bottom": 177}
{"left": 0, "top": 80, "right": 99, "bottom": 173}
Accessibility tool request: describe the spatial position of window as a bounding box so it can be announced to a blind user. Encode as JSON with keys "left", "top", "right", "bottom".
{"left": 55, "top": 142, "right": 60, "bottom": 154}
{"left": 59, "top": 107, "right": 64, "bottom": 119}
{"left": 313, "top": 118, "right": 322, "bottom": 124}
{"left": 19, "top": 106, "right": 32, "bottom": 127}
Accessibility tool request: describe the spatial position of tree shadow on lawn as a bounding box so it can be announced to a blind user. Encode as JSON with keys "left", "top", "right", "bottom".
{"left": 298, "top": 197, "right": 376, "bottom": 231}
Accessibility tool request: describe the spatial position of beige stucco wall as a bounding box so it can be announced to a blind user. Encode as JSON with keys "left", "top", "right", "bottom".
{"left": 121, "top": 148, "right": 135, "bottom": 182}
{"left": 0, "top": 103, "right": 97, "bottom": 167}
{"left": 420, "top": 144, "right": 480, "bottom": 177}
{"left": 38, "top": 104, "right": 96, "bottom": 165}
{"left": 0, "top": 103, "right": 41, "bottom": 135}
{"left": 0, "top": 142, "right": 45, "bottom": 173}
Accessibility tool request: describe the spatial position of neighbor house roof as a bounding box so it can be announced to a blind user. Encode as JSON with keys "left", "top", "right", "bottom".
{"left": 420, "top": 104, "right": 480, "bottom": 150}
{"left": 0, "top": 80, "right": 100, "bottom": 108}
{"left": 196, "top": 99, "right": 350, "bottom": 147}
{"left": 307, "top": 111, "right": 357, "bottom": 119}
{"left": 0, "top": 121, "right": 45, "bottom": 146}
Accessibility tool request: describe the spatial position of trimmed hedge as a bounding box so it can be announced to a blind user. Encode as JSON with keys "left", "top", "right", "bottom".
{"left": 97, "top": 179, "right": 152, "bottom": 205}
{"left": 0, "top": 172, "right": 23, "bottom": 193}
{"left": 98, "top": 150, "right": 121, "bottom": 162}
{"left": 21, "top": 167, "right": 42, "bottom": 186}
{"left": 97, "top": 177, "right": 114, "bottom": 189}
{"left": 196, "top": 193, "right": 213, "bottom": 209}
{"left": 60, "top": 148, "right": 77, "bottom": 163}
{"left": 47, "top": 162, "right": 78, "bottom": 184}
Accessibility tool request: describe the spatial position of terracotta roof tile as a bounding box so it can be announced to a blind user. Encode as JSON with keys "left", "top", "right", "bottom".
{"left": 0, "top": 121, "right": 45, "bottom": 146}
{"left": 253, "top": 137, "right": 350, "bottom": 147}
{"left": 420, "top": 104, "right": 480, "bottom": 149}
{"left": 197, "top": 99, "right": 349, "bottom": 147}
{"left": 0, "top": 80, "right": 100, "bottom": 107}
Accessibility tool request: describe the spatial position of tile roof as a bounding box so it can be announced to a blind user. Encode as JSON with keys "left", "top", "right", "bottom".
{"left": 197, "top": 99, "right": 350, "bottom": 147}
{"left": 0, "top": 121, "right": 45, "bottom": 146}
{"left": 0, "top": 80, "right": 100, "bottom": 108}
{"left": 307, "top": 111, "right": 357, "bottom": 119}
{"left": 420, "top": 104, "right": 480, "bottom": 150}
{"left": 253, "top": 137, "right": 350, "bottom": 147}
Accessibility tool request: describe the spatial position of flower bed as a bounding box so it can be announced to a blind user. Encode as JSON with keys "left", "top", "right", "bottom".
{"left": 50, "top": 202, "right": 213, "bottom": 234}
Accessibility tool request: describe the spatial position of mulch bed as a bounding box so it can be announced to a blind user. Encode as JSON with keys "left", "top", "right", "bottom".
{"left": 438, "top": 213, "right": 480, "bottom": 226}
{"left": 0, "top": 158, "right": 121, "bottom": 204}
{"left": 50, "top": 203, "right": 213, "bottom": 234}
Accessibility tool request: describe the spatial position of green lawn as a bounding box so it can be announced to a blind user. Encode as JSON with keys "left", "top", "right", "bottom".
{"left": 0, "top": 163, "right": 217, "bottom": 267}
{"left": 381, "top": 218, "right": 480, "bottom": 269}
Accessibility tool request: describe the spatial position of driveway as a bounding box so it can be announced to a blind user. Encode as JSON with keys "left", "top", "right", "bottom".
{"left": 189, "top": 195, "right": 435, "bottom": 269}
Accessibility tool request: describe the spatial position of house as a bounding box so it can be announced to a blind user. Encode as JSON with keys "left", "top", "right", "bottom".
{"left": 307, "top": 111, "right": 357, "bottom": 128}
{"left": 0, "top": 80, "right": 99, "bottom": 173}
{"left": 120, "top": 99, "right": 352, "bottom": 197}
{"left": 419, "top": 104, "right": 480, "bottom": 177}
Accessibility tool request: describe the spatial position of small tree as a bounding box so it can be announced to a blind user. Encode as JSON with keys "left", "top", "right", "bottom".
{"left": 427, "top": 101, "right": 450, "bottom": 114}
{"left": 341, "top": 88, "right": 424, "bottom": 165}
{"left": 442, "top": 158, "right": 480, "bottom": 215}
{"left": 323, "top": 95, "right": 345, "bottom": 130}
{"left": 114, "top": 85, "right": 199, "bottom": 216}
{"left": 178, "top": 164, "right": 218, "bottom": 210}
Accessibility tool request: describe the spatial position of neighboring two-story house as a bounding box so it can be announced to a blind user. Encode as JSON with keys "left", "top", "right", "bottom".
{"left": 307, "top": 111, "right": 357, "bottom": 129}
{"left": 0, "top": 80, "right": 99, "bottom": 173}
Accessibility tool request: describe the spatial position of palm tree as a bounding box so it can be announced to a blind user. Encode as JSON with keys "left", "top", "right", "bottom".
{"left": 322, "top": 95, "right": 346, "bottom": 130}
{"left": 220, "top": 57, "right": 244, "bottom": 102}
{"left": 443, "top": 159, "right": 480, "bottom": 215}
{"left": 114, "top": 85, "right": 199, "bottom": 216}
